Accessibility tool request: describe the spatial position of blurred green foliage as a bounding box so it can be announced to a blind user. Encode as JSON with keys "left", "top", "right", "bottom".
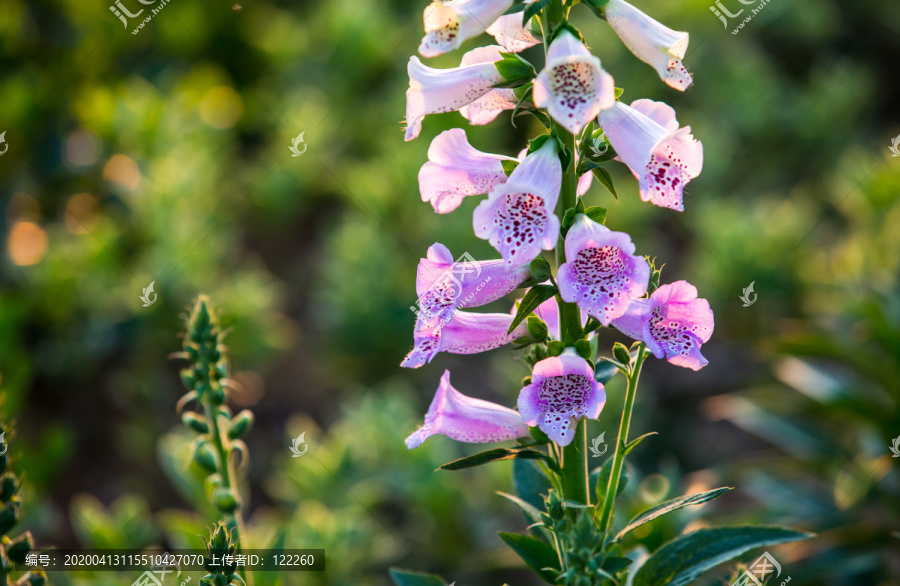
{"left": 0, "top": 0, "right": 898, "bottom": 583}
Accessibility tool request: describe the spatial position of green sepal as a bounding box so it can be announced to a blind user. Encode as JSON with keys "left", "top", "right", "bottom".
{"left": 547, "top": 341, "right": 565, "bottom": 357}
{"left": 494, "top": 52, "right": 537, "bottom": 88}
{"left": 527, "top": 316, "right": 550, "bottom": 341}
{"left": 530, "top": 256, "right": 552, "bottom": 282}
{"left": 574, "top": 339, "right": 592, "bottom": 360}
{"left": 502, "top": 159, "right": 520, "bottom": 177}
{"left": 584, "top": 206, "right": 607, "bottom": 225}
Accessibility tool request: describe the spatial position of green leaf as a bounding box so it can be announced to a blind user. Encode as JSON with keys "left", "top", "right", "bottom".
{"left": 603, "top": 556, "right": 633, "bottom": 574}
{"left": 495, "top": 52, "right": 537, "bottom": 86}
{"left": 498, "top": 532, "right": 560, "bottom": 584}
{"left": 527, "top": 316, "right": 549, "bottom": 341}
{"left": 514, "top": 458, "right": 553, "bottom": 511}
{"left": 615, "top": 487, "right": 733, "bottom": 541}
{"left": 582, "top": 0, "right": 609, "bottom": 18}
{"left": 584, "top": 316, "right": 602, "bottom": 336}
{"left": 389, "top": 568, "right": 448, "bottom": 586}
{"left": 502, "top": 159, "right": 520, "bottom": 177}
{"left": 439, "top": 447, "right": 554, "bottom": 471}
{"left": 528, "top": 134, "right": 554, "bottom": 154}
{"left": 594, "top": 359, "right": 620, "bottom": 384}
{"left": 593, "top": 457, "right": 629, "bottom": 504}
{"left": 574, "top": 339, "right": 592, "bottom": 360}
{"left": 547, "top": 341, "right": 565, "bottom": 357}
{"left": 591, "top": 166, "right": 618, "bottom": 201}
{"left": 523, "top": 0, "right": 552, "bottom": 25}
{"left": 624, "top": 432, "right": 657, "bottom": 456}
{"left": 615, "top": 86, "right": 624, "bottom": 99}
{"left": 509, "top": 284, "right": 559, "bottom": 333}
{"left": 632, "top": 526, "right": 813, "bottom": 586}
{"left": 530, "top": 256, "right": 552, "bottom": 282}
{"left": 584, "top": 206, "right": 607, "bottom": 225}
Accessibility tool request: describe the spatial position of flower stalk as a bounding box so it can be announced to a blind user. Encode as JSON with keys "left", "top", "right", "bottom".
{"left": 598, "top": 343, "right": 646, "bottom": 531}
{"left": 175, "top": 296, "right": 255, "bottom": 586}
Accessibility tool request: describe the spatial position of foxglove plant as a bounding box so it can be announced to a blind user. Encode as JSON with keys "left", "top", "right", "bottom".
{"left": 394, "top": 0, "right": 811, "bottom": 584}
{"left": 173, "top": 297, "right": 252, "bottom": 586}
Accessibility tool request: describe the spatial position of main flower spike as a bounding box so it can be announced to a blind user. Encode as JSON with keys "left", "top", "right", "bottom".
{"left": 419, "top": 129, "right": 517, "bottom": 213}
{"left": 596, "top": 98, "right": 703, "bottom": 211}
{"left": 416, "top": 243, "right": 530, "bottom": 325}
{"left": 418, "top": 0, "right": 513, "bottom": 58}
{"left": 611, "top": 280, "right": 714, "bottom": 371}
{"left": 406, "top": 45, "right": 507, "bottom": 141}
{"left": 603, "top": 0, "right": 692, "bottom": 91}
{"left": 406, "top": 370, "right": 530, "bottom": 448}
{"left": 473, "top": 138, "right": 562, "bottom": 267}
{"left": 402, "top": 309, "right": 528, "bottom": 368}
{"left": 517, "top": 351, "right": 606, "bottom": 446}
{"left": 558, "top": 214, "right": 649, "bottom": 325}
{"left": 533, "top": 30, "right": 615, "bottom": 135}
{"left": 486, "top": 13, "right": 540, "bottom": 53}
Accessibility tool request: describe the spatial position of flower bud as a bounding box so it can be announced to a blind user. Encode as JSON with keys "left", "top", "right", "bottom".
{"left": 194, "top": 442, "right": 218, "bottom": 473}
{"left": 228, "top": 411, "right": 254, "bottom": 440}
{"left": 212, "top": 488, "right": 238, "bottom": 513}
{"left": 0, "top": 473, "right": 16, "bottom": 502}
{"left": 7, "top": 531, "right": 35, "bottom": 563}
{"left": 0, "top": 501, "right": 21, "bottom": 535}
{"left": 182, "top": 412, "right": 209, "bottom": 434}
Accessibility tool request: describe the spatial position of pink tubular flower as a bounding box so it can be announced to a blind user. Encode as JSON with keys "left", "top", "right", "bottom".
{"left": 473, "top": 138, "right": 562, "bottom": 267}
{"left": 596, "top": 99, "right": 703, "bottom": 211}
{"left": 558, "top": 214, "right": 650, "bottom": 326}
{"left": 406, "top": 370, "right": 530, "bottom": 448}
{"left": 611, "top": 280, "right": 714, "bottom": 371}
{"left": 415, "top": 242, "right": 530, "bottom": 326}
{"left": 518, "top": 351, "right": 605, "bottom": 446}
{"left": 603, "top": 0, "right": 692, "bottom": 91}
{"left": 405, "top": 46, "right": 506, "bottom": 141}
{"left": 418, "top": 129, "right": 517, "bottom": 213}
{"left": 460, "top": 87, "right": 519, "bottom": 126}
{"left": 486, "top": 13, "right": 540, "bottom": 53}
{"left": 533, "top": 30, "right": 615, "bottom": 135}
{"left": 401, "top": 309, "right": 527, "bottom": 369}
{"left": 418, "top": 0, "right": 513, "bottom": 58}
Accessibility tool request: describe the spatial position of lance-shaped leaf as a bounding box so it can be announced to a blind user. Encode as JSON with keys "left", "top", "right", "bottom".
{"left": 508, "top": 284, "right": 559, "bottom": 333}
{"left": 498, "top": 532, "right": 560, "bottom": 584}
{"left": 615, "top": 487, "right": 733, "bottom": 541}
{"left": 390, "top": 568, "right": 448, "bottom": 586}
{"left": 439, "top": 446, "right": 556, "bottom": 471}
{"left": 632, "top": 526, "right": 813, "bottom": 586}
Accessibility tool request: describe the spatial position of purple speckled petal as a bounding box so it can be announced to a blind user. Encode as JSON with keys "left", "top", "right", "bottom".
{"left": 597, "top": 99, "right": 702, "bottom": 212}
{"left": 611, "top": 280, "right": 714, "bottom": 371}
{"left": 558, "top": 214, "right": 650, "bottom": 325}
{"left": 418, "top": 129, "right": 516, "bottom": 213}
{"left": 517, "top": 352, "right": 605, "bottom": 446}
{"left": 532, "top": 31, "right": 616, "bottom": 135}
{"left": 460, "top": 88, "right": 519, "bottom": 126}
{"left": 406, "top": 370, "right": 529, "bottom": 448}
{"left": 419, "top": 0, "right": 514, "bottom": 58}
{"left": 415, "top": 243, "right": 530, "bottom": 325}
{"left": 405, "top": 47, "right": 505, "bottom": 141}
{"left": 401, "top": 309, "right": 528, "bottom": 368}
{"left": 486, "top": 13, "right": 540, "bottom": 53}
{"left": 473, "top": 139, "right": 562, "bottom": 267}
{"left": 604, "top": 0, "right": 692, "bottom": 91}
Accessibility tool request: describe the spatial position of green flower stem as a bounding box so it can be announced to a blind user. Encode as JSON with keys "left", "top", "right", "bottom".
{"left": 598, "top": 344, "right": 647, "bottom": 532}
{"left": 561, "top": 418, "right": 589, "bottom": 505}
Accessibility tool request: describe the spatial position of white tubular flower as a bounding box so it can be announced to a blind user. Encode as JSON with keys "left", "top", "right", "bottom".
{"left": 603, "top": 0, "right": 692, "bottom": 91}
{"left": 533, "top": 30, "right": 616, "bottom": 135}
{"left": 419, "top": 0, "right": 514, "bottom": 58}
